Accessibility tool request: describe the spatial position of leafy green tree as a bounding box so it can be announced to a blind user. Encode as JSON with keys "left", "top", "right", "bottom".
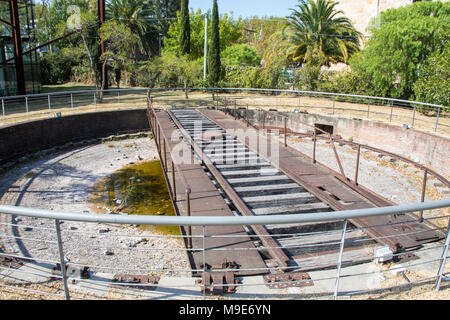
{"left": 164, "top": 9, "right": 242, "bottom": 60}
{"left": 286, "top": 0, "right": 361, "bottom": 66}
{"left": 179, "top": 0, "right": 190, "bottom": 55}
{"left": 207, "top": 0, "right": 221, "bottom": 85}
{"left": 413, "top": 47, "right": 449, "bottom": 110}
{"left": 222, "top": 44, "right": 261, "bottom": 66}
{"left": 99, "top": 20, "right": 140, "bottom": 89}
{"left": 350, "top": 1, "right": 450, "bottom": 100}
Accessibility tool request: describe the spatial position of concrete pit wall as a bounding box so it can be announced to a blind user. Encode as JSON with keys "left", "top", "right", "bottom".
{"left": 0, "top": 109, "right": 149, "bottom": 164}
{"left": 232, "top": 107, "right": 450, "bottom": 177}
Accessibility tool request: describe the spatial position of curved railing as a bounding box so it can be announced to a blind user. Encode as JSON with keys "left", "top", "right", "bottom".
{"left": 1, "top": 87, "right": 448, "bottom": 136}
{"left": 0, "top": 199, "right": 449, "bottom": 300}
{"left": 0, "top": 87, "right": 449, "bottom": 300}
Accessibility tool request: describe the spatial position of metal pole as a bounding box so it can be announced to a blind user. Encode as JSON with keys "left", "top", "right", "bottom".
{"left": 246, "top": 104, "right": 249, "bottom": 127}
{"left": 354, "top": 145, "right": 361, "bottom": 185}
{"left": 25, "top": 96, "right": 28, "bottom": 114}
{"left": 118, "top": 91, "right": 120, "bottom": 105}
{"left": 202, "top": 225, "right": 206, "bottom": 271}
{"left": 312, "top": 131, "right": 317, "bottom": 163}
{"left": 367, "top": 104, "right": 370, "bottom": 119}
{"left": 412, "top": 105, "right": 416, "bottom": 128}
{"left": 234, "top": 100, "right": 237, "bottom": 120}
{"left": 163, "top": 139, "right": 167, "bottom": 171}
{"left": 172, "top": 161, "right": 176, "bottom": 201}
{"left": 70, "top": 93, "right": 74, "bottom": 112}
{"left": 435, "top": 219, "right": 450, "bottom": 291}
{"left": 10, "top": 0, "right": 26, "bottom": 95}
{"left": 54, "top": 219, "right": 70, "bottom": 300}
{"left": 203, "top": 14, "right": 208, "bottom": 81}
{"left": 1, "top": 98, "right": 5, "bottom": 120}
{"left": 332, "top": 99, "right": 335, "bottom": 115}
{"left": 334, "top": 219, "right": 348, "bottom": 299}
{"left": 48, "top": 95, "right": 51, "bottom": 112}
{"left": 284, "top": 116, "right": 287, "bottom": 147}
{"left": 262, "top": 110, "right": 265, "bottom": 130}
{"left": 419, "top": 169, "right": 428, "bottom": 221}
{"left": 93, "top": 92, "right": 97, "bottom": 110}
{"left": 435, "top": 106, "right": 441, "bottom": 133}
{"left": 187, "top": 192, "right": 192, "bottom": 249}
{"left": 389, "top": 101, "right": 393, "bottom": 123}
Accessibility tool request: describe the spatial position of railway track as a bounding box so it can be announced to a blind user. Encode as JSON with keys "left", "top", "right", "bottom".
{"left": 167, "top": 108, "right": 377, "bottom": 270}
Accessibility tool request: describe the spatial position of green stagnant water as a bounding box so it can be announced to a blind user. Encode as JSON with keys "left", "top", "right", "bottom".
{"left": 90, "top": 160, "right": 179, "bottom": 235}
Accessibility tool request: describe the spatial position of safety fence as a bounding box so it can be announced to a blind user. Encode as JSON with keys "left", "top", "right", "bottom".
{"left": 0, "top": 200, "right": 449, "bottom": 300}
{"left": 1, "top": 88, "right": 448, "bottom": 136}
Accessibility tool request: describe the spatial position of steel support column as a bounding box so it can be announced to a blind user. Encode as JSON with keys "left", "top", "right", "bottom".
{"left": 9, "top": 0, "right": 26, "bottom": 95}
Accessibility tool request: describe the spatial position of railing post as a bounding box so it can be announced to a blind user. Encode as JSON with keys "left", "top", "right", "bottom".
{"left": 93, "top": 91, "right": 97, "bottom": 111}
{"left": 389, "top": 101, "right": 393, "bottom": 123}
{"left": 202, "top": 225, "right": 206, "bottom": 296}
{"left": 246, "top": 104, "right": 249, "bottom": 127}
{"left": 118, "top": 91, "right": 120, "bottom": 105}
{"left": 70, "top": 93, "right": 74, "bottom": 112}
{"left": 48, "top": 94, "right": 51, "bottom": 112}
{"left": 435, "top": 219, "right": 450, "bottom": 291}
{"left": 312, "top": 131, "right": 317, "bottom": 164}
{"left": 234, "top": 100, "right": 237, "bottom": 120}
{"left": 419, "top": 169, "right": 428, "bottom": 222}
{"left": 1, "top": 98, "right": 5, "bottom": 121}
{"left": 284, "top": 116, "right": 287, "bottom": 147}
{"left": 54, "top": 219, "right": 70, "bottom": 300}
{"left": 163, "top": 138, "right": 167, "bottom": 171}
{"left": 367, "top": 104, "right": 370, "bottom": 119}
{"left": 334, "top": 219, "right": 348, "bottom": 299}
{"left": 354, "top": 145, "right": 361, "bottom": 185}
{"left": 435, "top": 106, "right": 441, "bottom": 133}
{"left": 332, "top": 99, "right": 335, "bottom": 115}
{"left": 25, "top": 96, "right": 29, "bottom": 115}
{"left": 187, "top": 191, "right": 192, "bottom": 249}
{"left": 411, "top": 105, "right": 416, "bottom": 128}
{"left": 262, "top": 110, "right": 265, "bottom": 130}
{"left": 172, "top": 161, "right": 176, "bottom": 201}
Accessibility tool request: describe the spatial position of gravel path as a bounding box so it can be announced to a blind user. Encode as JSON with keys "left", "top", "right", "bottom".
{"left": 0, "top": 136, "right": 190, "bottom": 277}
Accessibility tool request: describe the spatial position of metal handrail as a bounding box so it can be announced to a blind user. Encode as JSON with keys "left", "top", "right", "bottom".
{"left": 0, "top": 199, "right": 448, "bottom": 226}
{"left": 1, "top": 87, "right": 446, "bottom": 110}
{"left": 147, "top": 96, "right": 191, "bottom": 194}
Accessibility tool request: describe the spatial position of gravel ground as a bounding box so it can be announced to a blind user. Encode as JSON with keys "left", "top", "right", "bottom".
{"left": 0, "top": 136, "right": 190, "bottom": 279}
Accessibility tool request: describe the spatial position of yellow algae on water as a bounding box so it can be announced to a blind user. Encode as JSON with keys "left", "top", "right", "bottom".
{"left": 90, "top": 160, "right": 180, "bottom": 235}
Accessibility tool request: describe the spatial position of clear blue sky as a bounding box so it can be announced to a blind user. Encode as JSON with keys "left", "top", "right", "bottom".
{"left": 189, "top": 0, "right": 300, "bottom": 18}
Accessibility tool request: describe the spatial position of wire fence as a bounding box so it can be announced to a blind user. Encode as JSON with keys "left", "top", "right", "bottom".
{"left": 0, "top": 200, "right": 449, "bottom": 300}
{"left": 1, "top": 88, "right": 448, "bottom": 137}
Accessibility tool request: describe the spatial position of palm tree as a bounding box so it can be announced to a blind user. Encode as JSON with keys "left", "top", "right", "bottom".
{"left": 286, "top": 0, "right": 362, "bottom": 67}
{"left": 106, "top": 0, "right": 157, "bottom": 56}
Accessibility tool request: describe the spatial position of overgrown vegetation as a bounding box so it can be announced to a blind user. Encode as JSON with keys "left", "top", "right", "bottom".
{"left": 33, "top": 0, "right": 449, "bottom": 108}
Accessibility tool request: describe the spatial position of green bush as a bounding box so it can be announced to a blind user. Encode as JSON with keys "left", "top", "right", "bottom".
{"left": 223, "top": 65, "right": 281, "bottom": 89}
{"left": 222, "top": 44, "right": 261, "bottom": 67}
{"left": 413, "top": 47, "right": 449, "bottom": 112}
{"left": 40, "top": 49, "right": 80, "bottom": 84}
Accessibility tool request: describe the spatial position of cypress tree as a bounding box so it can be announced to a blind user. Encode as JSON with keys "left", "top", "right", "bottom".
{"left": 207, "top": 0, "right": 221, "bottom": 85}
{"left": 179, "top": 0, "right": 190, "bottom": 55}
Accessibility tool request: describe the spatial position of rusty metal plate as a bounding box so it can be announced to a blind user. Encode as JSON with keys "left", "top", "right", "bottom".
{"left": 112, "top": 274, "right": 160, "bottom": 290}
{"left": 263, "top": 272, "right": 314, "bottom": 289}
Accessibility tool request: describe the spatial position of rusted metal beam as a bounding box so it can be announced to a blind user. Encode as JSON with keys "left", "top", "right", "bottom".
{"left": 168, "top": 110, "right": 291, "bottom": 268}
{"left": 9, "top": 0, "right": 26, "bottom": 95}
